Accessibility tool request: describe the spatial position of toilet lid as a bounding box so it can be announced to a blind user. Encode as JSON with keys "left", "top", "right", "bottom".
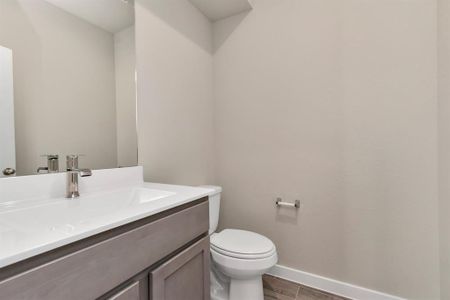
{"left": 210, "top": 229, "right": 276, "bottom": 259}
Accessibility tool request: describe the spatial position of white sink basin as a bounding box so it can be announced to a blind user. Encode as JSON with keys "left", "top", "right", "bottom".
{"left": 0, "top": 187, "right": 176, "bottom": 234}
{"left": 131, "top": 187, "right": 176, "bottom": 203}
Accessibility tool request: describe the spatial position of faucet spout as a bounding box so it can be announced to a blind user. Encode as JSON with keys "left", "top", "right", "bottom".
{"left": 68, "top": 168, "right": 92, "bottom": 177}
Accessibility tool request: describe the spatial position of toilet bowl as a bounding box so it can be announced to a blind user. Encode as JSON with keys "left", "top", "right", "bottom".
{"left": 201, "top": 186, "right": 278, "bottom": 300}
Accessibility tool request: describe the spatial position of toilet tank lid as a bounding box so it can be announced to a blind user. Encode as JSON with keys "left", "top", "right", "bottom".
{"left": 199, "top": 185, "right": 222, "bottom": 196}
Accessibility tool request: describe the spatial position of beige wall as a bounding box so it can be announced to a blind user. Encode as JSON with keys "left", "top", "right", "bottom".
{"left": 438, "top": 0, "right": 450, "bottom": 298}
{"left": 114, "top": 26, "right": 137, "bottom": 168}
{"left": 0, "top": 0, "right": 118, "bottom": 174}
{"left": 135, "top": 0, "right": 443, "bottom": 297}
{"left": 213, "top": 0, "right": 440, "bottom": 298}
{"left": 135, "top": 0, "right": 214, "bottom": 185}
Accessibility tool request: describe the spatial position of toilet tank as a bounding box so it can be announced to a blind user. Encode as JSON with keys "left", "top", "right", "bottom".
{"left": 200, "top": 185, "right": 222, "bottom": 234}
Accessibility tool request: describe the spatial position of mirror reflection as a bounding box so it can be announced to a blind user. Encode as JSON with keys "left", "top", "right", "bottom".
{"left": 0, "top": 0, "right": 137, "bottom": 177}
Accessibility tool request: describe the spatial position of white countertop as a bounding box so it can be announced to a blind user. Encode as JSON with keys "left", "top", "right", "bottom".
{"left": 0, "top": 168, "right": 213, "bottom": 268}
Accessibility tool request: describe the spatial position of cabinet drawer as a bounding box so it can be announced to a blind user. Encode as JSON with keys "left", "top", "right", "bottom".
{"left": 0, "top": 201, "right": 208, "bottom": 300}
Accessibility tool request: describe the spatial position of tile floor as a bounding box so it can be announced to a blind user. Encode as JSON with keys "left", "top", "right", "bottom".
{"left": 263, "top": 275, "right": 350, "bottom": 300}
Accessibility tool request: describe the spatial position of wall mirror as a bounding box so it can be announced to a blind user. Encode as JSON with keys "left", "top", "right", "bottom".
{"left": 0, "top": 0, "right": 137, "bottom": 177}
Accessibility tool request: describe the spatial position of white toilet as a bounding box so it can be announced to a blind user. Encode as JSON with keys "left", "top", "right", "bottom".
{"left": 203, "top": 186, "right": 278, "bottom": 300}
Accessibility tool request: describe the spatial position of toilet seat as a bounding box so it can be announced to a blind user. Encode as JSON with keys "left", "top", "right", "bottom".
{"left": 211, "top": 229, "right": 276, "bottom": 259}
{"left": 211, "top": 244, "right": 276, "bottom": 260}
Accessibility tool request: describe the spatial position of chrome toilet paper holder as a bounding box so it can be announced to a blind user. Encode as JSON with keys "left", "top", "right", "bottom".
{"left": 275, "top": 197, "right": 300, "bottom": 209}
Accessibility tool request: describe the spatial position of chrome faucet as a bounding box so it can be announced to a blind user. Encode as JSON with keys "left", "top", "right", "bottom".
{"left": 37, "top": 154, "right": 59, "bottom": 174}
{"left": 66, "top": 155, "right": 92, "bottom": 198}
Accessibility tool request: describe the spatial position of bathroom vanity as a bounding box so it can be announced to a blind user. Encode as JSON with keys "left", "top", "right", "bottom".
{"left": 0, "top": 167, "right": 212, "bottom": 300}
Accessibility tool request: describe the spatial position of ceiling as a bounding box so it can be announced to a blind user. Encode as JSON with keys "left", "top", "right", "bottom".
{"left": 44, "top": 0, "right": 134, "bottom": 33}
{"left": 188, "top": 0, "right": 252, "bottom": 22}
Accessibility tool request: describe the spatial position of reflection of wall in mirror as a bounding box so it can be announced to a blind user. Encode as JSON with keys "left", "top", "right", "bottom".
{"left": 115, "top": 26, "right": 138, "bottom": 168}
{"left": 0, "top": 0, "right": 137, "bottom": 176}
{"left": 0, "top": 46, "right": 16, "bottom": 177}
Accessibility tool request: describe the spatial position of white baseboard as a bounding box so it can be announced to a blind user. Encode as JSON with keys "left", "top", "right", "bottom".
{"left": 267, "top": 265, "right": 406, "bottom": 300}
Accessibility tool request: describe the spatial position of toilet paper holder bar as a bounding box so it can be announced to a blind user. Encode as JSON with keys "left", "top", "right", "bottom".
{"left": 275, "top": 197, "right": 300, "bottom": 209}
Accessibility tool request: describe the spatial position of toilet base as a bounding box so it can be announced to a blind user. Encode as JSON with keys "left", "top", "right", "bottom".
{"left": 211, "top": 267, "right": 265, "bottom": 300}
{"left": 211, "top": 267, "right": 229, "bottom": 300}
{"left": 229, "top": 276, "right": 264, "bottom": 300}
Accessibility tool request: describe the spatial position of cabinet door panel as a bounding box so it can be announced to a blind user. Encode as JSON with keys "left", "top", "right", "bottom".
{"left": 108, "top": 282, "right": 140, "bottom": 300}
{"left": 150, "top": 237, "right": 210, "bottom": 300}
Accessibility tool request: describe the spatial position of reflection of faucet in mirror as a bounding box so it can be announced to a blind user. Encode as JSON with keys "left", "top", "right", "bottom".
{"left": 37, "top": 154, "right": 59, "bottom": 174}
{"left": 66, "top": 155, "right": 92, "bottom": 198}
{"left": 1, "top": 2, "right": 138, "bottom": 178}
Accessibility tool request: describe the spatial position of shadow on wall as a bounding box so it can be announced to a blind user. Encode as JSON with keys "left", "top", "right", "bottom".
{"left": 135, "top": 0, "right": 251, "bottom": 55}
{"left": 213, "top": 11, "right": 250, "bottom": 54}
{"left": 275, "top": 206, "right": 300, "bottom": 225}
{"left": 135, "top": 0, "right": 212, "bottom": 53}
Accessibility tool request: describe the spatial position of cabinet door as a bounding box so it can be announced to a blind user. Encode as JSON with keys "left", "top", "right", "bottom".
{"left": 104, "top": 273, "right": 149, "bottom": 300}
{"left": 150, "top": 237, "right": 210, "bottom": 300}
{"left": 108, "top": 281, "right": 141, "bottom": 300}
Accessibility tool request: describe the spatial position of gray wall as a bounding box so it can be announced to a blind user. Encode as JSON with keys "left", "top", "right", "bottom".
{"left": 438, "top": 0, "right": 450, "bottom": 298}
{"left": 135, "top": 0, "right": 214, "bottom": 186}
{"left": 0, "top": 0, "right": 118, "bottom": 174}
{"left": 136, "top": 0, "right": 442, "bottom": 298}
{"left": 213, "top": 0, "right": 439, "bottom": 299}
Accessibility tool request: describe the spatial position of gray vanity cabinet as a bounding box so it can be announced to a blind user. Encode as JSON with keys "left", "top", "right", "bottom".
{"left": 109, "top": 282, "right": 141, "bottom": 300}
{"left": 150, "top": 237, "right": 210, "bottom": 300}
{"left": 0, "top": 198, "right": 209, "bottom": 300}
